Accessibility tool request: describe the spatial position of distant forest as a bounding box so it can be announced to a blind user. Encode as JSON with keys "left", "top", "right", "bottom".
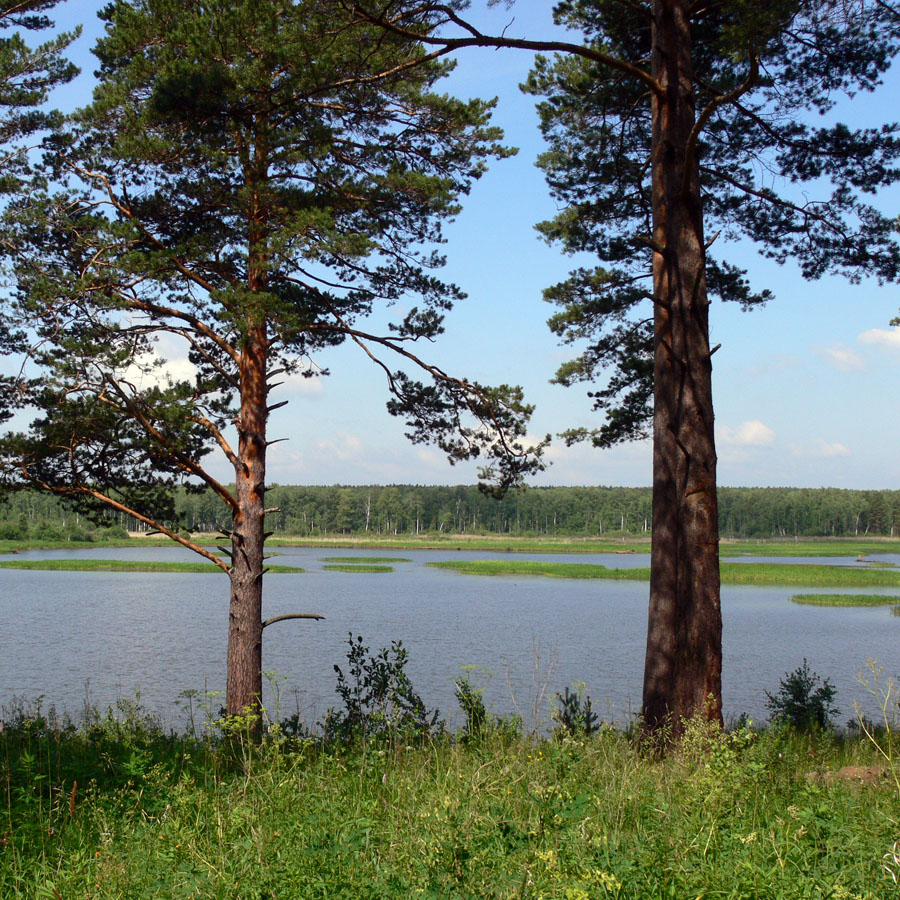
{"left": 1, "top": 485, "right": 898, "bottom": 541}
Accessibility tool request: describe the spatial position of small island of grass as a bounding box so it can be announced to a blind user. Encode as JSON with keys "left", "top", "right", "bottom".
{"left": 427, "top": 559, "right": 900, "bottom": 588}
{"left": 322, "top": 563, "right": 394, "bottom": 573}
{"left": 320, "top": 556, "right": 410, "bottom": 563}
{"left": 790, "top": 593, "right": 900, "bottom": 607}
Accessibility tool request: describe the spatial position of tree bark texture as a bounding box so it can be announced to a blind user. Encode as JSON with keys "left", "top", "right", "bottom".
{"left": 226, "top": 160, "right": 271, "bottom": 716}
{"left": 642, "top": 0, "right": 722, "bottom": 736}
{"left": 226, "top": 327, "right": 269, "bottom": 717}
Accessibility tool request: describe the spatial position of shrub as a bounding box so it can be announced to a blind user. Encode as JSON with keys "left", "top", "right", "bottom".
{"left": 454, "top": 676, "right": 488, "bottom": 737}
{"left": 553, "top": 685, "right": 599, "bottom": 737}
{"left": 324, "top": 633, "right": 442, "bottom": 742}
{"left": 765, "top": 658, "right": 839, "bottom": 730}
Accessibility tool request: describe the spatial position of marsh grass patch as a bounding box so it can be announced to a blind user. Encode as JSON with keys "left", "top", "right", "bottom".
{"left": 319, "top": 556, "right": 411, "bottom": 563}
{"left": 429, "top": 559, "right": 900, "bottom": 587}
{"left": 791, "top": 594, "right": 900, "bottom": 607}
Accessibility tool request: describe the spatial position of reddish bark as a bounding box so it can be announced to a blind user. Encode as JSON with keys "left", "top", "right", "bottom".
{"left": 642, "top": 0, "right": 722, "bottom": 737}
{"left": 226, "top": 328, "right": 269, "bottom": 717}
{"left": 226, "top": 159, "right": 271, "bottom": 717}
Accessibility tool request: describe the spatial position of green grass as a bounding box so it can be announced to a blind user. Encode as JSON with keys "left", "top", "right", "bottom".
{"left": 320, "top": 556, "right": 411, "bottom": 563}
{"left": 269, "top": 533, "right": 900, "bottom": 557}
{"left": 269, "top": 534, "right": 653, "bottom": 553}
{"left": 1, "top": 706, "right": 897, "bottom": 900}
{"left": 721, "top": 563, "right": 900, "bottom": 586}
{"left": 322, "top": 563, "right": 394, "bottom": 573}
{"left": 3, "top": 534, "right": 898, "bottom": 558}
{"left": 0, "top": 558, "right": 304, "bottom": 573}
{"left": 429, "top": 559, "right": 649, "bottom": 580}
{"left": 791, "top": 593, "right": 900, "bottom": 607}
{"left": 719, "top": 538, "right": 900, "bottom": 558}
{"left": 429, "top": 558, "right": 900, "bottom": 587}
{"left": 0, "top": 536, "right": 174, "bottom": 554}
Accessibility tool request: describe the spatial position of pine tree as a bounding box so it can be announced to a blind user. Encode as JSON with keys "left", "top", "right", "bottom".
{"left": 0, "top": 0, "right": 542, "bottom": 716}
{"left": 0, "top": 0, "right": 78, "bottom": 423}
{"left": 351, "top": 0, "right": 900, "bottom": 734}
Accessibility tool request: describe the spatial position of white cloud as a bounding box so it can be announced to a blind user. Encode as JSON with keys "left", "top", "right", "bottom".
{"left": 718, "top": 420, "right": 776, "bottom": 447}
{"left": 280, "top": 358, "right": 326, "bottom": 395}
{"left": 821, "top": 343, "right": 863, "bottom": 371}
{"left": 858, "top": 327, "right": 900, "bottom": 351}
{"left": 316, "top": 431, "right": 364, "bottom": 463}
{"left": 121, "top": 338, "right": 197, "bottom": 388}
{"left": 789, "top": 440, "right": 851, "bottom": 459}
{"left": 816, "top": 441, "right": 851, "bottom": 458}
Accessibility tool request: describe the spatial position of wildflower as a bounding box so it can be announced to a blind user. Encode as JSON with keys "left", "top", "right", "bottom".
{"left": 595, "top": 871, "right": 622, "bottom": 891}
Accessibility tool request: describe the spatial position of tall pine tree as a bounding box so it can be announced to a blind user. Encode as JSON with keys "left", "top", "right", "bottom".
{"left": 0, "top": 0, "right": 542, "bottom": 716}
{"left": 351, "top": 0, "right": 900, "bottom": 734}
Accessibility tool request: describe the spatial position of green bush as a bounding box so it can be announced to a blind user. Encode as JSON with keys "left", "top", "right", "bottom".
{"left": 454, "top": 676, "right": 488, "bottom": 737}
{"left": 323, "top": 633, "right": 443, "bottom": 741}
{"left": 765, "top": 658, "right": 839, "bottom": 729}
{"left": 553, "top": 685, "right": 599, "bottom": 737}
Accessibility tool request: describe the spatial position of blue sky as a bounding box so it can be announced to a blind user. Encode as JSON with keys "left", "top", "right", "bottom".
{"left": 36, "top": 1, "right": 900, "bottom": 489}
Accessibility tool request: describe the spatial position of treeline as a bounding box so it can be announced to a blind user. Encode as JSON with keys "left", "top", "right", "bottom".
{"left": 0, "top": 489, "right": 128, "bottom": 542}
{"left": 1, "top": 485, "right": 898, "bottom": 540}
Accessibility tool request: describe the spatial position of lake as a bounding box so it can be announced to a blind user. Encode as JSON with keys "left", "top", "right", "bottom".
{"left": 1, "top": 545, "right": 898, "bottom": 731}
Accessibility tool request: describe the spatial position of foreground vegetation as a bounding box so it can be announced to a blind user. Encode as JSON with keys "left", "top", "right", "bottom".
{"left": 429, "top": 559, "right": 900, "bottom": 588}
{"left": 1, "top": 698, "right": 897, "bottom": 900}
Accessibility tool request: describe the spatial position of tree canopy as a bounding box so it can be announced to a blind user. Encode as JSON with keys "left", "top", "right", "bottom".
{"left": 347, "top": 0, "right": 900, "bottom": 733}
{"left": 0, "top": 0, "right": 543, "bottom": 714}
{"left": 0, "top": 0, "right": 77, "bottom": 423}
{"left": 525, "top": 0, "right": 900, "bottom": 447}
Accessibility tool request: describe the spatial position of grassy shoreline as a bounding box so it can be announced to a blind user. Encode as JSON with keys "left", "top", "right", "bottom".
{"left": 429, "top": 558, "right": 900, "bottom": 587}
{"left": 0, "top": 558, "right": 304, "bottom": 573}
{"left": 2, "top": 533, "right": 898, "bottom": 557}
{"left": 266, "top": 534, "right": 900, "bottom": 557}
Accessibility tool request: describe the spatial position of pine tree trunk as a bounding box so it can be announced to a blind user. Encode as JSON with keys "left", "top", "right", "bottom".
{"left": 642, "top": 0, "right": 722, "bottom": 737}
{"left": 226, "top": 329, "right": 269, "bottom": 717}
{"left": 225, "top": 141, "right": 273, "bottom": 719}
{"left": 225, "top": 328, "right": 268, "bottom": 715}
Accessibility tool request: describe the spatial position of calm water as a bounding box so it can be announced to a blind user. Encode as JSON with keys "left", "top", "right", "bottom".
{"left": 1, "top": 546, "right": 898, "bottom": 730}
